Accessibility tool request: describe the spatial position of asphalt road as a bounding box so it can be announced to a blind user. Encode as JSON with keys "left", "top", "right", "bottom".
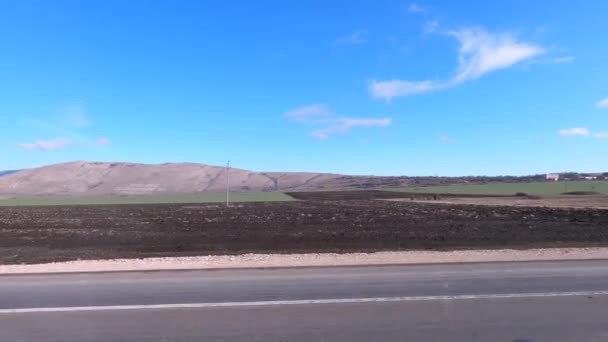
{"left": 1, "top": 260, "right": 608, "bottom": 341}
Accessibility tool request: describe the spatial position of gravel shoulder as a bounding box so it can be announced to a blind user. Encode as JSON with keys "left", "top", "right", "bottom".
{"left": 2, "top": 247, "right": 608, "bottom": 274}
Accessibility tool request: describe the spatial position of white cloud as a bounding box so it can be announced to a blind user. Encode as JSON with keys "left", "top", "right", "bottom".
{"left": 369, "top": 80, "right": 442, "bottom": 100}
{"left": 596, "top": 97, "right": 608, "bottom": 108}
{"left": 18, "top": 105, "right": 111, "bottom": 150}
{"left": 335, "top": 30, "right": 369, "bottom": 45}
{"left": 312, "top": 118, "right": 391, "bottom": 140}
{"left": 96, "top": 137, "right": 111, "bottom": 146}
{"left": 559, "top": 128, "right": 608, "bottom": 139}
{"left": 558, "top": 128, "right": 590, "bottom": 137}
{"left": 449, "top": 28, "right": 545, "bottom": 83}
{"left": 440, "top": 135, "right": 456, "bottom": 144}
{"left": 285, "top": 104, "right": 332, "bottom": 122}
{"left": 594, "top": 132, "right": 608, "bottom": 139}
{"left": 552, "top": 56, "right": 575, "bottom": 64}
{"left": 408, "top": 3, "right": 428, "bottom": 13}
{"left": 286, "top": 104, "right": 391, "bottom": 139}
{"left": 370, "top": 27, "right": 544, "bottom": 100}
{"left": 18, "top": 137, "right": 72, "bottom": 151}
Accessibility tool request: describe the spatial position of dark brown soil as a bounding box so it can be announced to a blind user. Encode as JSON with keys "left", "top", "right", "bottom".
{"left": 286, "top": 190, "right": 416, "bottom": 201}
{"left": 1, "top": 198, "right": 608, "bottom": 265}
{"left": 562, "top": 191, "right": 601, "bottom": 195}
{"left": 286, "top": 191, "right": 511, "bottom": 201}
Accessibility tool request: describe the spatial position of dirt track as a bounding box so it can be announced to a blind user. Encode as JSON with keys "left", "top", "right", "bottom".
{"left": 1, "top": 198, "right": 608, "bottom": 264}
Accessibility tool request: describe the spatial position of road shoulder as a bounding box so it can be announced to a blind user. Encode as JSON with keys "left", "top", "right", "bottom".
{"left": 2, "top": 247, "right": 608, "bottom": 275}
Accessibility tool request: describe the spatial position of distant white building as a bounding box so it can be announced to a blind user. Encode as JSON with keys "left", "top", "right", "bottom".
{"left": 546, "top": 174, "right": 560, "bottom": 181}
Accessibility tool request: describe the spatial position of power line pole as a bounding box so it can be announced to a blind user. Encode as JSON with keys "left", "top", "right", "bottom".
{"left": 226, "top": 160, "right": 230, "bottom": 207}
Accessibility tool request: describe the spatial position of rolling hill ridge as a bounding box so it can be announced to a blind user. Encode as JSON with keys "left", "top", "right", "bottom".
{"left": 0, "top": 161, "right": 405, "bottom": 197}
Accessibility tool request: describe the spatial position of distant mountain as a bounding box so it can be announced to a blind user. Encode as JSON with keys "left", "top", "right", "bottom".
{"left": 0, "top": 161, "right": 409, "bottom": 197}
{"left": 0, "top": 161, "right": 580, "bottom": 197}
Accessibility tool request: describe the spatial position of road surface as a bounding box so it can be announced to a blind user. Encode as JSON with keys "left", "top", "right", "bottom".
{"left": 1, "top": 260, "right": 608, "bottom": 341}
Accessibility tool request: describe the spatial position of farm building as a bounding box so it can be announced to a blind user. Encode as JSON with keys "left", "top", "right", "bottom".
{"left": 546, "top": 174, "right": 560, "bottom": 181}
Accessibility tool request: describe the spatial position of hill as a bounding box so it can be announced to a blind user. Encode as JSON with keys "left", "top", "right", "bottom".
{"left": 2, "top": 161, "right": 603, "bottom": 198}
{"left": 0, "top": 170, "right": 20, "bottom": 177}
{"left": 0, "top": 161, "right": 406, "bottom": 197}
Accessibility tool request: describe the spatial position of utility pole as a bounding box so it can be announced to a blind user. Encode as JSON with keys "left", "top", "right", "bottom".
{"left": 226, "top": 160, "right": 230, "bottom": 207}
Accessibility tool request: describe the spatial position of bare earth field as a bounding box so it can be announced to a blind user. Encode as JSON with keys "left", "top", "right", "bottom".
{"left": 1, "top": 193, "right": 608, "bottom": 265}
{"left": 386, "top": 195, "right": 608, "bottom": 209}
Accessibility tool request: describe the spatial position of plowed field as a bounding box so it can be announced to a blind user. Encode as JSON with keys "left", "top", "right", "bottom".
{"left": 1, "top": 197, "right": 607, "bottom": 264}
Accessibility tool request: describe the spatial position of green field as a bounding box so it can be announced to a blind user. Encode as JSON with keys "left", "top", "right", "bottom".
{"left": 0, "top": 192, "right": 294, "bottom": 206}
{"left": 387, "top": 181, "right": 608, "bottom": 196}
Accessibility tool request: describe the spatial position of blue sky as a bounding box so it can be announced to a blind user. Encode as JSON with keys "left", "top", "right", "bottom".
{"left": 1, "top": 0, "right": 607, "bottom": 176}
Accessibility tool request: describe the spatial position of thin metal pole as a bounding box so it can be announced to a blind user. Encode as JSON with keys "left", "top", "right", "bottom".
{"left": 226, "top": 160, "right": 230, "bottom": 207}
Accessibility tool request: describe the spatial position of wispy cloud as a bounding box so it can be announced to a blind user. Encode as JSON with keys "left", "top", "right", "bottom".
{"left": 596, "top": 97, "right": 608, "bottom": 108}
{"left": 369, "top": 80, "right": 442, "bottom": 100}
{"left": 18, "top": 137, "right": 72, "bottom": 151}
{"left": 285, "top": 104, "right": 332, "bottom": 122}
{"left": 408, "top": 3, "right": 429, "bottom": 13}
{"left": 96, "top": 137, "right": 111, "bottom": 146}
{"left": 449, "top": 28, "right": 545, "bottom": 83}
{"left": 370, "top": 27, "right": 545, "bottom": 101}
{"left": 286, "top": 104, "right": 391, "bottom": 139}
{"left": 25, "top": 105, "right": 92, "bottom": 139}
{"left": 559, "top": 128, "right": 608, "bottom": 139}
{"left": 18, "top": 105, "right": 110, "bottom": 151}
{"left": 312, "top": 118, "right": 391, "bottom": 140}
{"left": 440, "top": 135, "right": 456, "bottom": 144}
{"left": 559, "top": 127, "right": 590, "bottom": 137}
{"left": 594, "top": 132, "right": 608, "bottom": 139}
{"left": 424, "top": 20, "right": 439, "bottom": 33}
{"left": 551, "top": 56, "right": 575, "bottom": 64}
{"left": 335, "top": 30, "right": 369, "bottom": 45}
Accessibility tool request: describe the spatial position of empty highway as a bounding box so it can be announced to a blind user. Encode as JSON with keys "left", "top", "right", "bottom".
{"left": 1, "top": 260, "right": 608, "bottom": 341}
